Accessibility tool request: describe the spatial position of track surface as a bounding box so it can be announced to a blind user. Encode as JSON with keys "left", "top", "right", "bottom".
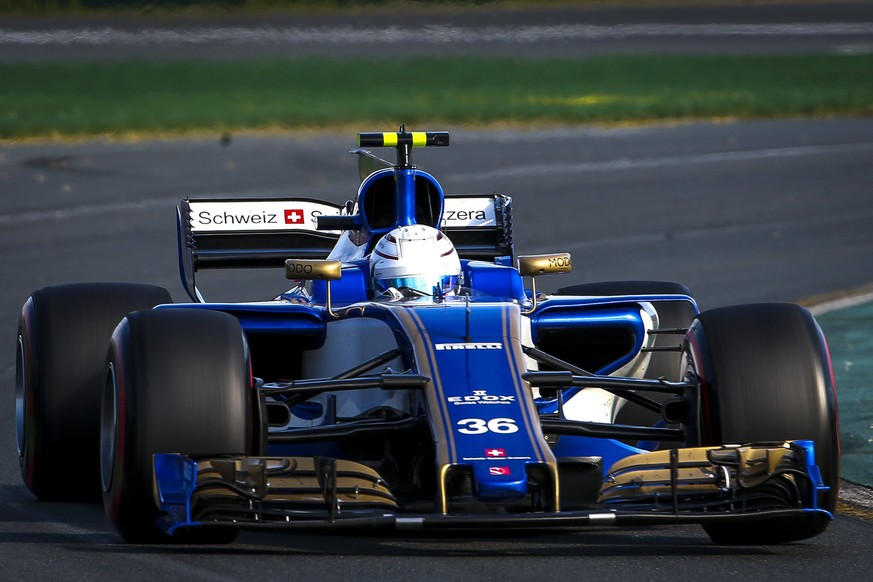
{"left": 3, "top": 3, "right": 873, "bottom": 580}
{"left": 2, "top": 119, "right": 873, "bottom": 580}
{"left": 1, "top": 2, "right": 873, "bottom": 60}
{"left": 3, "top": 118, "right": 871, "bottom": 307}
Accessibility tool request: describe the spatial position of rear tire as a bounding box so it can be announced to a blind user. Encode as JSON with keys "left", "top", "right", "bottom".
{"left": 16, "top": 283, "right": 172, "bottom": 501}
{"left": 684, "top": 303, "right": 839, "bottom": 544}
{"left": 101, "top": 308, "right": 251, "bottom": 544}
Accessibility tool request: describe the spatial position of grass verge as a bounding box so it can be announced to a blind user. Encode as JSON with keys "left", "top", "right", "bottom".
{"left": 2, "top": 54, "right": 872, "bottom": 140}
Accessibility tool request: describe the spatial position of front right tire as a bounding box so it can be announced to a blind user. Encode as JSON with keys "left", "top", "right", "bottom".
{"left": 16, "top": 283, "right": 172, "bottom": 501}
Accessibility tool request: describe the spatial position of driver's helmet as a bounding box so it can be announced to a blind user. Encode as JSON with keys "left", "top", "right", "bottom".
{"left": 370, "top": 224, "right": 461, "bottom": 296}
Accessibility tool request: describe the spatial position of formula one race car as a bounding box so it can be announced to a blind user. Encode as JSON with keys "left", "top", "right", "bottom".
{"left": 16, "top": 127, "right": 839, "bottom": 545}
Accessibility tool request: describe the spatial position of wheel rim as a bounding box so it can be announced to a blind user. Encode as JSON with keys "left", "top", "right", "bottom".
{"left": 15, "top": 334, "right": 26, "bottom": 458}
{"left": 100, "top": 362, "right": 118, "bottom": 492}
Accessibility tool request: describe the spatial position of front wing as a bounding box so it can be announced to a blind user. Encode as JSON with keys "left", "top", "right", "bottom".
{"left": 152, "top": 441, "right": 833, "bottom": 535}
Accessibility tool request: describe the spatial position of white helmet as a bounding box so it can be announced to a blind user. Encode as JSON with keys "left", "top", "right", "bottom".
{"left": 370, "top": 224, "right": 461, "bottom": 296}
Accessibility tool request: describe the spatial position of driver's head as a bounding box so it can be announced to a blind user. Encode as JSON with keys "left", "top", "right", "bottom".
{"left": 370, "top": 224, "right": 461, "bottom": 296}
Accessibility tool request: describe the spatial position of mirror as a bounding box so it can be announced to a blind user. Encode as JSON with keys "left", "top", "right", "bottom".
{"left": 517, "top": 253, "right": 572, "bottom": 277}
{"left": 285, "top": 259, "right": 342, "bottom": 281}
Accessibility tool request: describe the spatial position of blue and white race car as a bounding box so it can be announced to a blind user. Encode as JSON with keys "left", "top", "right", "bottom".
{"left": 16, "top": 127, "right": 839, "bottom": 545}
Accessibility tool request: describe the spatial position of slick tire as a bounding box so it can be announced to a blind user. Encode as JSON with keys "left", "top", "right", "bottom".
{"left": 684, "top": 303, "right": 839, "bottom": 545}
{"left": 553, "top": 281, "right": 696, "bottom": 426}
{"left": 102, "top": 308, "right": 251, "bottom": 544}
{"left": 16, "top": 283, "right": 172, "bottom": 501}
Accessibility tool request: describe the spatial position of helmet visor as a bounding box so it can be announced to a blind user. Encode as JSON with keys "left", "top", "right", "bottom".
{"left": 377, "top": 274, "right": 459, "bottom": 296}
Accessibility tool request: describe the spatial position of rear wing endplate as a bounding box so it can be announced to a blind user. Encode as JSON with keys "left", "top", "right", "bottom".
{"left": 442, "top": 193, "right": 514, "bottom": 262}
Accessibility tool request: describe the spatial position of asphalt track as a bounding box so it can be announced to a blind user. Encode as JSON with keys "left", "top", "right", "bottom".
{"left": 2, "top": 119, "right": 873, "bottom": 581}
{"left": 2, "top": 2, "right": 873, "bottom": 60}
{"left": 2, "top": 2, "right": 873, "bottom": 580}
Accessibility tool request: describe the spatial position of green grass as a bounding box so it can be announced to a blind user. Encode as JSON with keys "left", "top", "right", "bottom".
{"left": 2, "top": 54, "right": 872, "bottom": 139}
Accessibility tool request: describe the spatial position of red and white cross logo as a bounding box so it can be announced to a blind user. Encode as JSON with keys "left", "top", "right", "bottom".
{"left": 485, "top": 448, "right": 506, "bottom": 457}
{"left": 285, "top": 209, "right": 304, "bottom": 224}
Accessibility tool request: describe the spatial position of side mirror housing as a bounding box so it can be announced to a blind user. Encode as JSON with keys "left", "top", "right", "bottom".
{"left": 285, "top": 259, "right": 343, "bottom": 317}
{"left": 516, "top": 253, "right": 571, "bottom": 313}
{"left": 517, "top": 253, "right": 572, "bottom": 277}
{"left": 285, "top": 259, "right": 342, "bottom": 281}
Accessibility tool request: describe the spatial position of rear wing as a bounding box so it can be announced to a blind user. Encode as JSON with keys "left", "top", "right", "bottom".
{"left": 442, "top": 193, "right": 514, "bottom": 262}
{"left": 177, "top": 194, "right": 514, "bottom": 301}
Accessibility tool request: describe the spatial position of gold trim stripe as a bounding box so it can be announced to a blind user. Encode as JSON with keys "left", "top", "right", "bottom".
{"left": 407, "top": 308, "right": 458, "bottom": 462}
{"left": 392, "top": 307, "right": 456, "bottom": 466}
{"left": 502, "top": 304, "right": 560, "bottom": 509}
{"left": 503, "top": 304, "right": 555, "bottom": 464}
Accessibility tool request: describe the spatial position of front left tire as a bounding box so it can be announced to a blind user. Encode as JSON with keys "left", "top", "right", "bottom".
{"left": 684, "top": 303, "right": 840, "bottom": 544}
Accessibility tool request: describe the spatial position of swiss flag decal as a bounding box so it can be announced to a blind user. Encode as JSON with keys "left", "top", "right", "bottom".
{"left": 285, "top": 209, "right": 305, "bottom": 224}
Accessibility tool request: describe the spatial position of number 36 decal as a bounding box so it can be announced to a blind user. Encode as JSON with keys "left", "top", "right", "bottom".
{"left": 456, "top": 418, "right": 519, "bottom": 434}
